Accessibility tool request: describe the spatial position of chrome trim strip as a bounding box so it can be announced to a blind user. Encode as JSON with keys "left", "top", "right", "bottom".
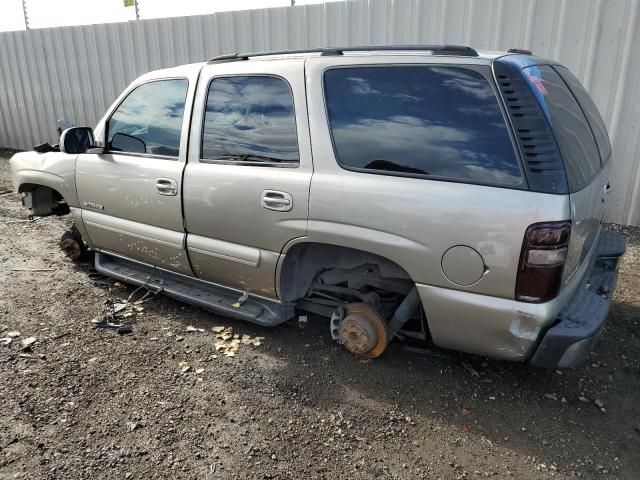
{"left": 188, "top": 246, "right": 258, "bottom": 267}
{"left": 82, "top": 210, "right": 184, "bottom": 248}
{"left": 187, "top": 234, "right": 261, "bottom": 267}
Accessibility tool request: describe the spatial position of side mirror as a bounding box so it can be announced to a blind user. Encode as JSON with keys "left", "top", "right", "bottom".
{"left": 57, "top": 119, "right": 74, "bottom": 140}
{"left": 110, "top": 132, "right": 146, "bottom": 154}
{"left": 60, "top": 127, "right": 96, "bottom": 154}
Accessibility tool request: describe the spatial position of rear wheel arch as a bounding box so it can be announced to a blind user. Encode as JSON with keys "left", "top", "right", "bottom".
{"left": 277, "top": 241, "right": 415, "bottom": 303}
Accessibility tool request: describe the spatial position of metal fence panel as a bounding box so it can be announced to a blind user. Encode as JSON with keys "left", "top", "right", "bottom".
{"left": 0, "top": 0, "right": 638, "bottom": 225}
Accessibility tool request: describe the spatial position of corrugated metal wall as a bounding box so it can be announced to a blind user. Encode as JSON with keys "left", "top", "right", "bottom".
{"left": 0, "top": 0, "right": 638, "bottom": 225}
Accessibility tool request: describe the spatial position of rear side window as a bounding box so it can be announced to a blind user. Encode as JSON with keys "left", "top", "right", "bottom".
{"left": 201, "top": 76, "right": 299, "bottom": 164}
{"left": 323, "top": 66, "right": 521, "bottom": 185}
{"left": 553, "top": 66, "right": 612, "bottom": 163}
{"left": 523, "top": 65, "right": 601, "bottom": 192}
{"left": 107, "top": 79, "right": 188, "bottom": 158}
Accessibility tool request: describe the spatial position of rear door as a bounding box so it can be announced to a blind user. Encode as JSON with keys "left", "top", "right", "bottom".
{"left": 76, "top": 71, "right": 198, "bottom": 275}
{"left": 523, "top": 64, "right": 610, "bottom": 280}
{"left": 183, "top": 59, "right": 312, "bottom": 299}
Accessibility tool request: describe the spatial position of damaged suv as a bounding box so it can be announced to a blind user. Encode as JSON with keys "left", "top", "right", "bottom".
{"left": 10, "top": 45, "right": 625, "bottom": 367}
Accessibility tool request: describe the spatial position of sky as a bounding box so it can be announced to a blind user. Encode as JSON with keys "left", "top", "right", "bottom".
{"left": 0, "top": 0, "right": 339, "bottom": 32}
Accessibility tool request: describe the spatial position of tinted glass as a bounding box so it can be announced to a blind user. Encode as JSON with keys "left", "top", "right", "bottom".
{"left": 323, "top": 66, "right": 521, "bottom": 184}
{"left": 202, "top": 76, "right": 298, "bottom": 163}
{"left": 108, "top": 79, "right": 188, "bottom": 157}
{"left": 554, "top": 65, "right": 611, "bottom": 162}
{"left": 523, "top": 65, "right": 601, "bottom": 191}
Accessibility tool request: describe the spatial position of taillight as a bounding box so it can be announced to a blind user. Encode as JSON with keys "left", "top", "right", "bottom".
{"left": 516, "top": 221, "right": 571, "bottom": 303}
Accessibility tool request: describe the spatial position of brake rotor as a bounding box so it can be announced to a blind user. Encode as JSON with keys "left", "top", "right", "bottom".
{"left": 330, "top": 303, "right": 390, "bottom": 359}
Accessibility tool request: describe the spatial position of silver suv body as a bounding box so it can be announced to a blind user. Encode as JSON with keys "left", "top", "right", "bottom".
{"left": 10, "top": 46, "right": 625, "bottom": 367}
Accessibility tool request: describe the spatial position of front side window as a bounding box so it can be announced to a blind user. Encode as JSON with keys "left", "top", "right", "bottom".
{"left": 201, "top": 76, "right": 299, "bottom": 164}
{"left": 107, "top": 79, "right": 188, "bottom": 158}
{"left": 524, "top": 65, "right": 601, "bottom": 191}
{"left": 323, "top": 66, "right": 522, "bottom": 185}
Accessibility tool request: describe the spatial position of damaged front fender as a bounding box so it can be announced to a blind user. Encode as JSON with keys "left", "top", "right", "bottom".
{"left": 10, "top": 150, "right": 80, "bottom": 211}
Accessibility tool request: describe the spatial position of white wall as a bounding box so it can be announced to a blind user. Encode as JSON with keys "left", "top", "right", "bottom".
{"left": 0, "top": 0, "right": 638, "bottom": 225}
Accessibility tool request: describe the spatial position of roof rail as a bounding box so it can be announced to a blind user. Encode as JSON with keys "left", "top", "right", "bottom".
{"left": 207, "top": 45, "right": 479, "bottom": 63}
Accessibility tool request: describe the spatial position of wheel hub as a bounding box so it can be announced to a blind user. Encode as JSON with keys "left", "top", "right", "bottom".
{"left": 60, "top": 226, "right": 86, "bottom": 261}
{"left": 330, "top": 303, "right": 390, "bottom": 358}
{"left": 340, "top": 314, "right": 378, "bottom": 353}
{"left": 60, "top": 237, "right": 82, "bottom": 260}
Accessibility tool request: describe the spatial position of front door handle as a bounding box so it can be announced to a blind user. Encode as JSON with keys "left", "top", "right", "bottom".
{"left": 156, "top": 178, "right": 178, "bottom": 196}
{"left": 261, "top": 190, "right": 293, "bottom": 212}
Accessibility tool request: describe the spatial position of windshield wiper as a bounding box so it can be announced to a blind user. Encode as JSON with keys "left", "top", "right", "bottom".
{"left": 364, "top": 159, "right": 428, "bottom": 175}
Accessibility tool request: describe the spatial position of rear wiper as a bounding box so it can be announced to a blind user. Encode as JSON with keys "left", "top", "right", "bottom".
{"left": 364, "top": 159, "right": 428, "bottom": 175}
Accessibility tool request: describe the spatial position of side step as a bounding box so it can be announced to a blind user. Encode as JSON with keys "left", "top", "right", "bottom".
{"left": 94, "top": 252, "right": 294, "bottom": 327}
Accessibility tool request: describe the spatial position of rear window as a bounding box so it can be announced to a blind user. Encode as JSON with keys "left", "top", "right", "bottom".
{"left": 553, "top": 66, "right": 611, "bottom": 163}
{"left": 323, "top": 66, "right": 522, "bottom": 185}
{"left": 523, "top": 65, "right": 601, "bottom": 192}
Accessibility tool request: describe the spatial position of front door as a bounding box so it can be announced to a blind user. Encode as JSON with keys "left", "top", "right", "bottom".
{"left": 183, "top": 60, "right": 313, "bottom": 299}
{"left": 76, "top": 75, "right": 196, "bottom": 275}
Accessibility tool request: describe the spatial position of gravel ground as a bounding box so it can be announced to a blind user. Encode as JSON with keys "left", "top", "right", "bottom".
{"left": 1, "top": 156, "right": 639, "bottom": 479}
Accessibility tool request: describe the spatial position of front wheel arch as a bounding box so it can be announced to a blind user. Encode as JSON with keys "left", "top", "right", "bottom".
{"left": 17, "top": 183, "right": 70, "bottom": 216}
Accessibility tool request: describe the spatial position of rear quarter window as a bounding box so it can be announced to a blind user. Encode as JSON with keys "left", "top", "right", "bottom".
{"left": 553, "top": 65, "right": 612, "bottom": 163}
{"left": 323, "top": 66, "right": 522, "bottom": 186}
{"left": 523, "top": 65, "right": 601, "bottom": 192}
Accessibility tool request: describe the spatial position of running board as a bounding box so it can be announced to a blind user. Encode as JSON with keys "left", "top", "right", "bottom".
{"left": 94, "top": 252, "right": 294, "bottom": 327}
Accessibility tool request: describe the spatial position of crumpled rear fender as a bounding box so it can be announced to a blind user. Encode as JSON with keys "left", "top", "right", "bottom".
{"left": 10, "top": 151, "right": 79, "bottom": 207}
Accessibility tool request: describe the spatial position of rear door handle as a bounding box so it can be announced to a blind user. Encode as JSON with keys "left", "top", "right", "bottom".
{"left": 261, "top": 190, "right": 293, "bottom": 212}
{"left": 156, "top": 178, "right": 178, "bottom": 196}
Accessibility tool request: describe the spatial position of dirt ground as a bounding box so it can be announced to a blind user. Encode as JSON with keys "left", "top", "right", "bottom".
{"left": 0, "top": 156, "right": 639, "bottom": 480}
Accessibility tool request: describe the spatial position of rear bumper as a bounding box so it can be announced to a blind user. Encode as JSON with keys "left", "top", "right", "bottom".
{"left": 529, "top": 231, "right": 626, "bottom": 368}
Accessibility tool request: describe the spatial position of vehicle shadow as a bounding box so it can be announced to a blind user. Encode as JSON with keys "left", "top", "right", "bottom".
{"left": 279, "top": 298, "right": 640, "bottom": 477}
{"left": 187, "top": 294, "right": 638, "bottom": 478}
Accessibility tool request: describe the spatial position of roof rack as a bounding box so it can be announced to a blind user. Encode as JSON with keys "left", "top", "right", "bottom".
{"left": 207, "top": 45, "right": 479, "bottom": 63}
